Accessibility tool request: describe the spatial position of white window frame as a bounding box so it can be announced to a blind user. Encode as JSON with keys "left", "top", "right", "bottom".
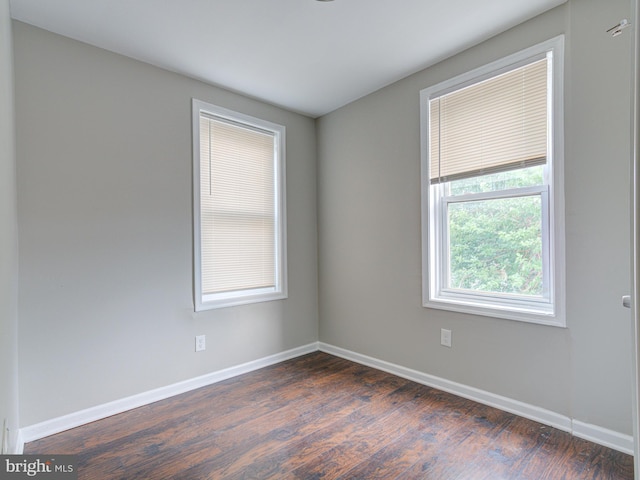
{"left": 420, "top": 36, "right": 565, "bottom": 327}
{"left": 192, "top": 99, "right": 287, "bottom": 311}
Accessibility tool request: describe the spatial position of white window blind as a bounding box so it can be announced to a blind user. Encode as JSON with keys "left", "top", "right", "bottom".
{"left": 199, "top": 114, "right": 277, "bottom": 295}
{"left": 429, "top": 57, "right": 548, "bottom": 184}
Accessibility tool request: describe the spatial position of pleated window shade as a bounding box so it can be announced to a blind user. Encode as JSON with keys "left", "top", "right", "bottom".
{"left": 429, "top": 57, "right": 548, "bottom": 184}
{"left": 199, "top": 114, "right": 276, "bottom": 295}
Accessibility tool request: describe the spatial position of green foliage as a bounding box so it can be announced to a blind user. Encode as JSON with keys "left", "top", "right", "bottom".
{"left": 446, "top": 167, "right": 544, "bottom": 297}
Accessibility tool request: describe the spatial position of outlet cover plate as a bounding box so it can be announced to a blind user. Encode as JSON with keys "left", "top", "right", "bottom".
{"left": 440, "top": 328, "right": 452, "bottom": 348}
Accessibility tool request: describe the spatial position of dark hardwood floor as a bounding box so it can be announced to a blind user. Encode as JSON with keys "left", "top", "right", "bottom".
{"left": 25, "top": 352, "right": 633, "bottom": 479}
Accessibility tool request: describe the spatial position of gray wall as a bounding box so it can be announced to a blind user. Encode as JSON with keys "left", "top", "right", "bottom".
{"left": 14, "top": 22, "right": 318, "bottom": 427}
{"left": 317, "top": 0, "right": 633, "bottom": 435}
{"left": 0, "top": 0, "right": 19, "bottom": 453}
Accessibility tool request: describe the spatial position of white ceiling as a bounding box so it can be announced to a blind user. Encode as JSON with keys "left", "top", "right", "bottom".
{"left": 9, "top": 0, "right": 567, "bottom": 118}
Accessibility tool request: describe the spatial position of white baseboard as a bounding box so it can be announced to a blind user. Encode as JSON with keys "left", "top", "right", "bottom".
{"left": 572, "top": 420, "right": 634, "bottom": 455}
{"left": 19, "top": 342, "right": 319, "bottom": 446}
{"left": 18, "top": 340, "right": 634, "bottom": 457}
{"left": 318, "top": 342, "right": 634, "bottom": 455}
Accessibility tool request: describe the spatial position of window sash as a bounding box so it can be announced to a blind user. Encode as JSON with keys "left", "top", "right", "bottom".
{"left": 436, "top": 184, "right": 551, "bottom": 306}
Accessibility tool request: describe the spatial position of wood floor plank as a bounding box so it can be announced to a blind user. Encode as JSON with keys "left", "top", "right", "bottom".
{"left": 223, "top": 383, "right": 426, "bottom": 479}
{"left": 25, "top": 352, "right": 634, "bottom": 480}
{"left": 180, "top": 369, "right": 413, "bottom": 479}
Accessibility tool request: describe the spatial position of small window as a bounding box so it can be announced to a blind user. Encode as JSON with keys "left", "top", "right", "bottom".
{"left": 192, "top": 100, "right": 287, "bottom": 311}
{"left": 420, "top": 36, "right": 565, "bottom": 326}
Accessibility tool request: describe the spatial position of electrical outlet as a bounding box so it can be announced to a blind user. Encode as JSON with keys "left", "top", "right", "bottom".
{"left": 195, "top": 335, "right": 206, "bottom": 352}
{"left": 440, "top": 328, "right": 452, "bottom": 348}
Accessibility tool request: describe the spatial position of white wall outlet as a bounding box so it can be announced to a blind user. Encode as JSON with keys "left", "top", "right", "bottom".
{"left": 440, "top": 328, "right": 452, "bottom": 348}
{"left": 195, "top": 335, "right": 206, "bottom": 352}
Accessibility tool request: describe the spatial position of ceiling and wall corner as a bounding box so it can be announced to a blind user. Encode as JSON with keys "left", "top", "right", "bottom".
{"left": 8, "top": 0, "right": 567, "bottom": 117}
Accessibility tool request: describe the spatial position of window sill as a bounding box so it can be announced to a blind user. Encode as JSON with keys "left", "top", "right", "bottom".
{"left": 423, "top": 296, "right": 565, "bottom": 328}
{"left": 196, "top": 290, "right": 287, "bottom": 311}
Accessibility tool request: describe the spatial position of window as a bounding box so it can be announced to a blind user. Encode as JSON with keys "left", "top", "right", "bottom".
{"left": 192, "top": 100, "right": 287, "bottom": 311}
{"left": 420, "top": 36, "right": 565, "bottom": 326}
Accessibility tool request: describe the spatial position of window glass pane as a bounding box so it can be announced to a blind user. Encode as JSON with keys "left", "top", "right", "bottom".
{"left": 447, "top": 195, "right": 543, "bottom": 296}
{"left": 448, "top": 165, "right": 544, "bottom": 196}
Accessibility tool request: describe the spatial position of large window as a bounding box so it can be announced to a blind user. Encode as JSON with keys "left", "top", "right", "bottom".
{"left": 420, "top": 37, "right": 565, "bottom": 326}
{"left": 192, "top": 100, "right": 287, "bottom": 311}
